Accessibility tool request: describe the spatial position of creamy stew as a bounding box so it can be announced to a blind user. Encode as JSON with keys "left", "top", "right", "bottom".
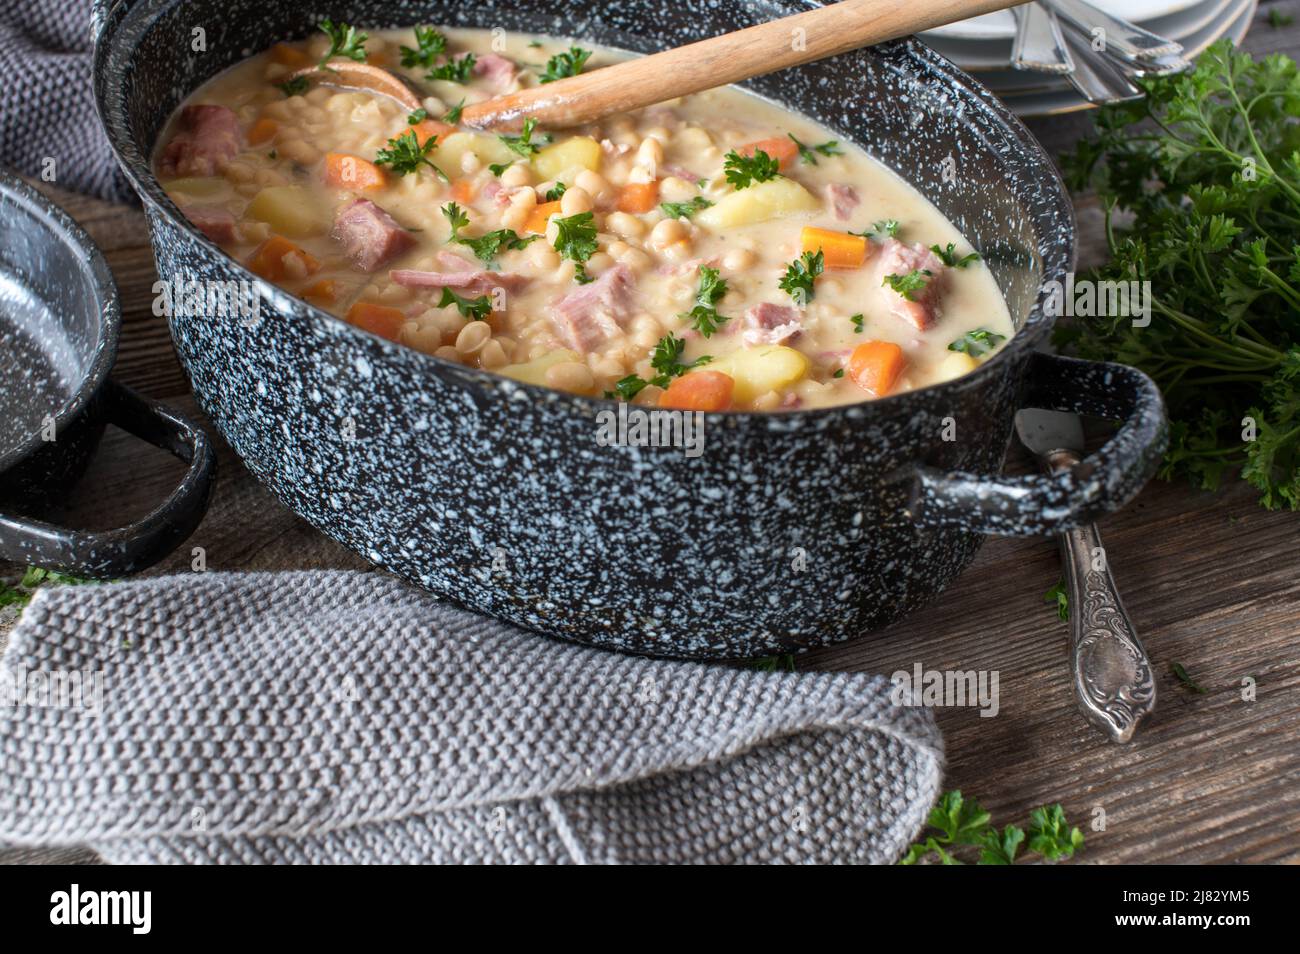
{"left": 154, "top": 23, "right": 1013, "bottom": 411}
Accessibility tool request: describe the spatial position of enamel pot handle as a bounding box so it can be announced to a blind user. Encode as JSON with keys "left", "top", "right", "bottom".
{"left": 914, "top": 352, "right": 1168, "bottom": 536}
{"left": 0, "top": 380, "right": 216, "bottom": 577}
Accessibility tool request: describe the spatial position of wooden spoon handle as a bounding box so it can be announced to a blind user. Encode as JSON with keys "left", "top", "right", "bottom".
{"left": 462, "top": 0, "right": 1026, "bottom": 129}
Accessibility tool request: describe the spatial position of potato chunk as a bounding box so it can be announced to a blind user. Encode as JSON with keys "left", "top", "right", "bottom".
{"left": 433, "top": 132, "right": 517, "bottom": 171}
{"left": 710, "top": 345, "right": 810, "bottom": 404}
{"left": 532, "top": 137, "right": 601, "bottom": 181}
{"left": 246, "top": 186, "right": 329, "bottom": 237}
{"left": 497, "top": 349, "right": 582, "bottom": 386}
{"left": 696, "top": 178, "right": 819, "bottom": 230}
{"left": 933, "top": 351, "right": 979, "bottom": 383}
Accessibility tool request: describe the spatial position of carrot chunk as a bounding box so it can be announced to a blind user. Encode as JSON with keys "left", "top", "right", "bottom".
{"left": 346, "top": 302, "right": 407, "bottom": 341}
{"left": 323, "top": 153, "right": 387, "bottom": 191}
{"left": 302, "top": 279, "right": 337, "bottom": 306}
{"left": 737, "top": 136, "right": 800, "bottom": 171}
{"left": 659, "top": 371, "right": 735, "bottom": 411}
{"left": 451, "top": 178, "right": 477, "bottom": 204}
{"left": 524, "top": 199, "right": 563, "bottom": 235}
{"left": 268, "top": 43, "right": 311, "bottom": 68}
{"left": 847, "top": 341, "right": 905, "bottom": 397}
{"left": 801, "top": 227, "right": 867, "bottom": 269}
{"left": 616, "top": 181, "right": 659, "bottom": 214}
{"left": 247, "top": 117, "right": 278, "bottom": 146}
{"left": 410, "top": 119, "right": 456, "bottom": 148}
{"left": 246, "top": 235, "right": 321, "bottom": 282}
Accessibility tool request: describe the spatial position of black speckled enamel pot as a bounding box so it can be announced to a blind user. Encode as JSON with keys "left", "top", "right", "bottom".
{"left": 93, "top": 0, "right": 1167, "bottom": 657}
{"left": 0, "top": 172, "right": 216, "bottom": 577}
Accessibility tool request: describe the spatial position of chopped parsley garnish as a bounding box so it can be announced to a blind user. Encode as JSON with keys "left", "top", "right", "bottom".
{"left": 651, "top": 333, "right": 712, "bottom": 379}
{"left": 276, "top": 76, "right": 309, "bottom": 97}
{"left": 723, "top": 148, "right": 781, "bottom": 190}
{"left": 849, "top": 313, "right": 865, "bottom": 334}
{"left": 441, "top": 203, "right": 539, "bottom": 265}
{"left": 544, "top": 181, "right": 567, "bottom": 202}
{"left": 788, "top": 133, "right": 842, "bottom": 165}
{"left": 443, "top": 99, "right": 465, "bottom": 124}
{"left": 528, "top": 40, "right": 543, "bottom": 48}
{"left": 948, "top": 328, "right": 1005, "bottom": 357}
{"left": 317, "top": 20, "right": 368, "bottom": 65}
{"left": 883, "top": 268, "right": 931, "bottom": 301}
{"left": 607, "top": 333, "right": 712, "bottom": 400}
{"left": 833, "top": 368, "right": 845, "bottom": 378}
{"left": 427, "top": 53, "right": 475, "bottom": 84}
{"left": 500, "top": 117, "right": 543, "bottom": 158}
{"left": 660, "top": 196, "right": 714, "bottom": 219}
{"left": 437, "top": 287, "right": 493, "bottom": 322}
{"left": 851, "top": 219, "right": 901, "bottom": 240}
{"left": 539, "top": 46, "right": 592, "bottom": 83}
{"left": 680, "top": 265, "right": 729, "bottom": 337}
{"left": 931, "top": 242, "right": 981, "bottom": 268}
{"left": 552, "top": 211, "right": 599, "bottom": 283}
{"left": 779, "top": 250, "right": 824, "bottom": 304}
{"left": 375, "top": 128, "right": 447, "bottom": 181}
{"left": 400, "top": 26, "right": 447, "bottom": 68}
{"left": 407, "top": 107, "right": 428, "bottom": 124}
{"left": 488, "top": 162, "right": 513, "bottom": 176}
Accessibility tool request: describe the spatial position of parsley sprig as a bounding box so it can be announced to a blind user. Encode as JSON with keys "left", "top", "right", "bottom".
{"left": 276, "top": 76, "right": 309, "bottom": 98}
{"left": 539, "top": 46, "right": 592, "bottom": 83}
{"left": 788, "top": 133, "right": 842, "bottom": 165}
{"left": 1058, "top": 40, "right": 1300, "bottom": 510}
{"left": 851, "top": 219, "right": 901, "bottom": 240}
{"left": 681, "top": 266, "right": 729, "bottom": 337}
{"left": 660, "top": 196, "right": 713, "bottom": 220}
{"left": 400, "top": 26, "right": 447, "bottom": 68}
{"left": 438, "top": 287, "right": 493, "bottom": 322}
{"left": 427, "top": 53, "right": 475, "bottom": 84}
{"left": 883, "top": 268, "right": 931, "bottom": 301}
{"left": 552, "top": 211, "right": 599, "bottom": 283}
{"left": 900, "top": 791, "right": 1084, "bottom": 865}
{"left": 607, "top": 333, "right": 713, "bottom": 400}
{"left": 317, "top": 20, "right": 368, "bottom": 66}
{"left": 931, "top": 242, "right": 981, "bottom": 268}
{"left": 723, "top": 148, "right": 781, "bottom": 190}
{"left": 500, "top": 117, "right": 544, "bottom": 158}
{"left": 440, "top": 202, "right": 538, "bottom": 265}
{"left": 779, "top": 250, "right": 823, "bottom": 305}
{"left": 375, "top": 129, "right": 448, "bottom": 181}
{"left": 948, "top": 327, "right": 1006, "bottom": 357}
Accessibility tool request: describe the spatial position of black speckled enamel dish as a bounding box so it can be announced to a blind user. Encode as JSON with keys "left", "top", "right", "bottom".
{"left": 0, "top": 171, "right": 215, "bottom": 577}
{"left": 93, "top": 0, "right": 1167, "bottom": 657}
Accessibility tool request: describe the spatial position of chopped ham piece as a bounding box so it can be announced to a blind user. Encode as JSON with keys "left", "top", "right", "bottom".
{"left": 878, "top": 239, "right": 947, "bottom": 331}
{"left": 332, "top": 198, "right": 416, "bottom": 272}
{"left": 827, "top": 183, "right": 860, "bottom": 222}
{"left": 159, "top": 105, "right": 240, "bottom": 177}
{"left": 742, "top": 302, "right": 803, "bottom": 346}
{"left": 473, "top": 53, "right": 518, "bottom": 91}
{"left": 549, "top": 264, "right": 636, "bottom": 352}
{"left": 181, "top": 205, "right": 236, "bottom": 244}
{"left": 391, "top": 263, "right": 527, "bottom": 297}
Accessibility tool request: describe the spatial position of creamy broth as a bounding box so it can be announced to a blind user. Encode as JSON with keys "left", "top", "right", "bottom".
{"left": 154, "top": 25, "right": 1013, "bottom": 411}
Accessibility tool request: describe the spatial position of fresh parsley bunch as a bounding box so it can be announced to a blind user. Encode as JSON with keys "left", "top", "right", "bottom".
{"left": 900, "top": 791, "right": 1084, "bottom": 865}
{"left": 1060, "top": 41, "right": 1300, "bottom": 510}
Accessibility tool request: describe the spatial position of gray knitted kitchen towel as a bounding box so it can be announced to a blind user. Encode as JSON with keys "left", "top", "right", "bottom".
{"left": 0, "top": 570, "right": 943, "bottom": 864}
{"left": 0, "top": 1, "right": 133, "bottom": 201}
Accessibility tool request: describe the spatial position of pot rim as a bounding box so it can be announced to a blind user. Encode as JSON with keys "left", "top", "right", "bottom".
{"left": 94, "top": 1, "right": 1076, "bottom": 424}
{"left": 0, "top": 171, "right": 121, "bottom": 474}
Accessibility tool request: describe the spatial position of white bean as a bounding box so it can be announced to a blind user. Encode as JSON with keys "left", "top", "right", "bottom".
{"left": 454, "top": 321, "right": 492, "bottom": 355}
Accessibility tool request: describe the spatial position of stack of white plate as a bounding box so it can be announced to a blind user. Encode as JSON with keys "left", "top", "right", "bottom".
{"left": 921, "top": 0, "right": 1258, "bottom": 115}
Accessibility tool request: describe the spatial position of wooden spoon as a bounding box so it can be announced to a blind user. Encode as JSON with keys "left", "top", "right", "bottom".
{"left": 461, "top": 0, "right": 1028, "bottom": 130}
{"left": 291, "top": 60, "right": 425, "bottom": 111}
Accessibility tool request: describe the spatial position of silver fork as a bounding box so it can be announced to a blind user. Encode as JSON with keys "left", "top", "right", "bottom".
{"left": 1011, "top": 2, "right": 1074, "bottom": 73}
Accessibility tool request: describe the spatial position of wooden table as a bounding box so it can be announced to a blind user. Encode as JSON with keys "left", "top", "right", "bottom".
{"left": 4, "top": 4, "right": 1298, "bottom": 864}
